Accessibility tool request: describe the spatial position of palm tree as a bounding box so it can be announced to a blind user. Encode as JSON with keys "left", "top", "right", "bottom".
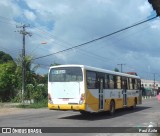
{"left": 15, "top": 55, "right": 39, "bottom": 99}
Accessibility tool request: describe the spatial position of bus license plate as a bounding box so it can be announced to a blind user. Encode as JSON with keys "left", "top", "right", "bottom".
{"left": 63, "top": 99, "right": 69, "bottom": 101}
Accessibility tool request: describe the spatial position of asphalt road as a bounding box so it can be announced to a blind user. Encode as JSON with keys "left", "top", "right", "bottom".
{"left": 0, "top": 97, "right": 159, "bottom": 136}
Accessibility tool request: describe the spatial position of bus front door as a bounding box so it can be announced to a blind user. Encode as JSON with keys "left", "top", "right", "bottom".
{"left": 99, "top": 78, "right": 104, "bottom": 110}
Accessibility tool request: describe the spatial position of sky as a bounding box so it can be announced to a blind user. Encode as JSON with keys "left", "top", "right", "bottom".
{"left": 0, "top": 0, "right": 160, "bottom": 80}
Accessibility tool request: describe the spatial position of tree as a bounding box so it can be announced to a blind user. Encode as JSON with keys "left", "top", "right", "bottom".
{"left": 50, "top": 62, "right": 61, "bottom": 66}
{"left": 0, "top": 51, "right": 17, "bottom": 101}
{"left": 0, "top": 61, "right": 17, "bottom": 101}
{"left": 148, "top": 0, "right": 160, "bottom": 16}
{"left": 15, "top": 55, "right": 40, "bottom": 99}
{"left": 0, "top": 51, "right": 48, "bottom": 102}
{"left": 15, "top": 55, "right": 39, "bottom": 87}
{"left": 114, "top": 68, "right": 119, "bottom": 72}
{"left": 34, "top": 74, "right": 48, "bottom": 84}
{"left": 0, "top": 51, "right": 13, "bottom": 64}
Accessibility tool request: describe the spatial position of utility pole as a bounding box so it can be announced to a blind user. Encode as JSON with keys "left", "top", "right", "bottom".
{"left": 117, "top": 64, "right": 125, "bottom": 73}
{"left": 16, "top": 24, "right": 32, "bottom": 104}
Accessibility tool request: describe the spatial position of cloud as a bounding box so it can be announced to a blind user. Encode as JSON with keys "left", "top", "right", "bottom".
{"left": 150, "top": 19, "right": 160, "bottom": 29}
{"left": 0, "top": 0, "right": 22, "bottom": 59}
{"left": 0, "top": 0, "right": 21, "bottom": 18}
{"left": 24, "top": 10, "right": 36, "bottom": 21}
{"left": 0, "top": 0, "right": 160, "bottom": 79}
{"left": 138, "top": 1, "right": 152, "bottom": 16}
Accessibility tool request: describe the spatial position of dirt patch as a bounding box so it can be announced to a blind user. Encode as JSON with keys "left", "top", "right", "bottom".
{"left": 0, "top": 107, "right": 25, "bottom": 116}
{"left": 0, "top": 106, "right": 48, "bottom": 117}
{"left": 0, "top": 103, "right": 25, "bottom": 116}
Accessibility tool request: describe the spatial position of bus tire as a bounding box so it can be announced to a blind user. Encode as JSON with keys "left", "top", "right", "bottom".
{"left": 109, "top": 100, "right": 115, "bottom": 115}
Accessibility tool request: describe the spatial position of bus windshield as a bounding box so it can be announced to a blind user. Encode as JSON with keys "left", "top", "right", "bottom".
{"left": 49, "top": 67, "right": 83, "bottom": 82}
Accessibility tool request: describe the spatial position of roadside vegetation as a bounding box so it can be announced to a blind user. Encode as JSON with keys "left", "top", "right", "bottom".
{"left": 17, "top": 99, "right": 48, "bottom": 108}
{"left": 1, "top": 51, "right": 120, "bottom": 109}
{"left": 0, "top": 51, "right": 48, "bottom": 108}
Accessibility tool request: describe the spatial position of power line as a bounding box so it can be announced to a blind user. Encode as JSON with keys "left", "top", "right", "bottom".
{"left": 32, "top": 15, "right": 158, "bottom": 60}
{"left": 30, "top": 18, "right": 152, "bottom": 67}
{"left": 28, "top": 26, "right": 114, "bottom": 64}
{"left": 0, "top": 15, "right": 158, "bottom": 74}
{"left": 27, "top": 16, "right": 154, "bottom": 66}
{"left": 0, "top": 16, "right": 159, "bottom": 79}
{"left": 0, "top": 15, "right": 154, "bottom": 66}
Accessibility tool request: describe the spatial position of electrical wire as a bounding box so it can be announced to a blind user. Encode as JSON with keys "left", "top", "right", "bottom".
{"left": 0, "top": 15, "right": 159, "bottom": 79}
{"left": 0, "top": 16, "right": 112, "bottom": 66}
{"left": 32, "top": 15, "right": 158, "bottom": 60}
{"left": 0, "top": 15, "right": 154, "bottom": 67}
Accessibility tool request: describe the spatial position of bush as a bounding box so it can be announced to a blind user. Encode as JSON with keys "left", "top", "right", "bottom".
{"left": 32, "top": 84, "right": 47, "bottom": 103}
{"left": 11, "top": 89, "right": 21, "bottom": 103}
{"left": 17, "top": 99, "right": 47, "bottom": 109}
{"left": 11, "top": 83, "right": 48, "bottom": 105}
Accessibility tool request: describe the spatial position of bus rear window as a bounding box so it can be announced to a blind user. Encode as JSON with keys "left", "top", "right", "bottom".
{"left": 49, "top": 67, "right": 83, "bottom": 82}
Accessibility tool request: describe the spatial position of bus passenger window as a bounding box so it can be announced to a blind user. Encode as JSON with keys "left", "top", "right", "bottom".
{"left": 127, "top": 78, "right": 130, "bottom": 89}
{"left": 134, "top": 79, "right": 138, "bottom": 89}
{"left": 137, "top": 80, "right": 141, "bottom": 89}
{"left": 116, "top": 76, "right": 121, "bottom": 89}
{"left": 105, "top": 74, "right": 109, "bottom": 89}
{"left": 129, "top": 78, "right": 133, "bottom": 90}
{"left": 109, "top": 75, "right": 114, "bottom": 89}
{"left": 86, "top": 71, "right": 97, "bottom": 89}
{"left": 132, "top": 79, "right": 135, "bottom": 89}
{"left": 121, "top": 77, "right": 127, "bottom": 89}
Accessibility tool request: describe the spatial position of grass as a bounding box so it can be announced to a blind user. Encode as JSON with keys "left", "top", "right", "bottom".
{"left": 17, "top": 99, "right": 48, "bottom": 109}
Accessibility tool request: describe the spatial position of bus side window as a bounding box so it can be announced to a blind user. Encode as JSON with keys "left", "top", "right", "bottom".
{"left": 105, "top": 74, "right": 109, "bottom": 89}
{"left": 129, "top": 78, "right": 133, "bottom": 90}
{"left": 121, "top": 77, "right": 127, "bottom": 89}
{"left": 109, "top": 75, "right": 114, "bottom": 89}
{"left": 134, "top": 79, "right": 138, "bottom": 89}
{"left": 127, "top": 78, "right": 130, "bottom": 90}
{"left": 132, "top": 79, "right": 135, "bottom": 89}
{"left": 137, "top": 79, "right": 141, "bottom": 90}
{"left": 86, "top": 71, "right": 97, "bottom": 89}
{"left": 114, "top": 76, "right": 117, "bottom": 89}
{"left": 116, "top": 76, "right": 121, "bottom": 89}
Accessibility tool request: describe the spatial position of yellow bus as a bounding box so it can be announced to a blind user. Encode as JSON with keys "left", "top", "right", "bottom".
{"left": 48, "top": 65, "right": 142, "bottom": 115}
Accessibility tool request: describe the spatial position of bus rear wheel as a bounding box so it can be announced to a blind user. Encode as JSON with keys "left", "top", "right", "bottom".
{"left": 109, "top": 100, "right": 115, "bottom": 115}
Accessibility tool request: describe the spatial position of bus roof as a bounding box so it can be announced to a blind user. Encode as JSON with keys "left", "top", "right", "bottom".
{"left": 49, "top": 64, "right": 140, "bottom": 79}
